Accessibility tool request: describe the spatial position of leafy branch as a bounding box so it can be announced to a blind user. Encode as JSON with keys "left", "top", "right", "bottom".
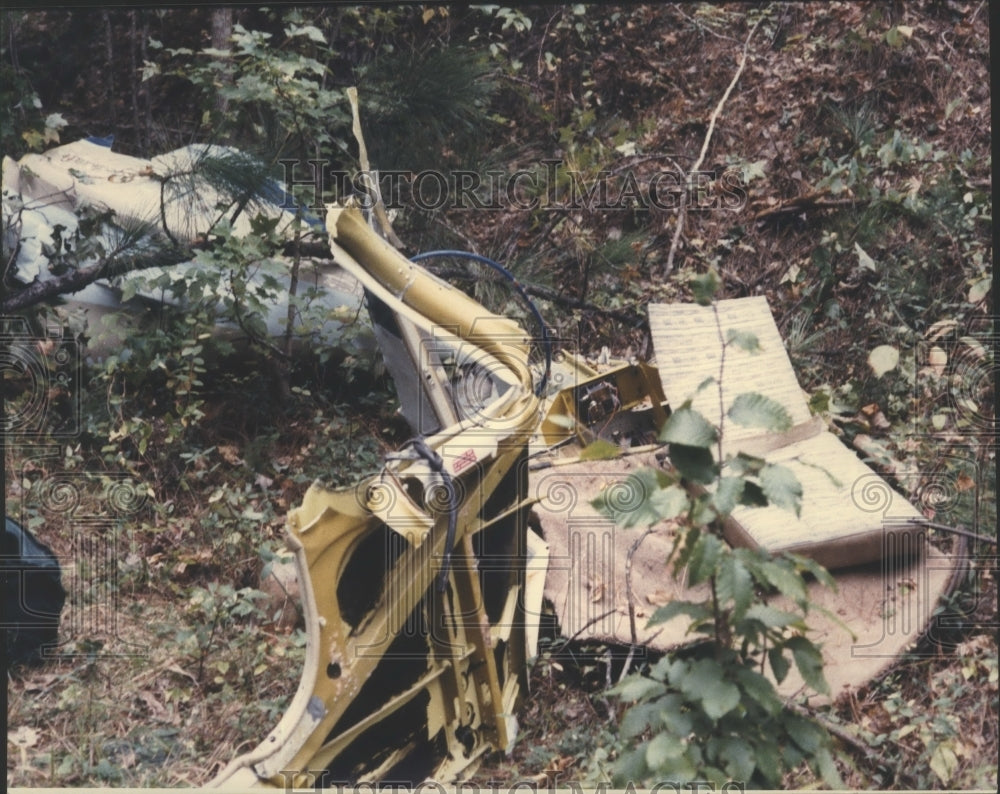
{"left": 591, "top": 288, "right": 840, "bottom": 788}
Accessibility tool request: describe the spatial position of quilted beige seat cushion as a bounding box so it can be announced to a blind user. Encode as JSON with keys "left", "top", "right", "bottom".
{"left": 649, "top": 297, "right": 925, "bottom": 568}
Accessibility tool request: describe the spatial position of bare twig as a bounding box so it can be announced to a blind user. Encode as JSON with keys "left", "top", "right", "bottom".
{"left": 549, "top": 608, "right": 619, "bottom": 656}
{"left": 753, "top": 193, "right": 863, "bottom": 223}
{"left": 664, "top": 15, "right": 763, "bottom": 277}
{"left": 620, "top": 525, "right": 655, "bottom": 679}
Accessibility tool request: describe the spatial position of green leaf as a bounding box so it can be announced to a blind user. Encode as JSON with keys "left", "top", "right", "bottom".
{"left": 591, "top": 468, "right": 672, "bottom": 527}
{"left": 647, "top": 484, "right": 689, "bottom": 522}
{"left": 725, "top": 329, "right": 761, "bottom": 353}
{"left": 660, "top": 407, "right": 718, "bottom": 448}
{"left": 727, "top": 452, "right": 766, "bottom": 476}
{"left": 613, "top": 746, "right": 649, "bottom": 787}
{"left": 620, "top": 702, "right": 660, "bottom": 739}
{"left": 749, "top": 556, "right": 808, "bottom": 603}
{"left": 579, "top": 438, "right": 621, "bottom": 461}
{"left": 787, "top": 636, "right": 829, "bottom": 695}
{"left": 646, "top": 732, "right": 682, "bottom": 771}
{"left": 286, "top": 23, "right": 327, "bottom": 43}
{"left": 739, "top": 480, "right": 768, "bottom": 507}
{"left": 668, "top": 444, "right": 717, "bottom": 484}
{"left": 760, "top": 463, "right": 803, "bottom": 517}
{"left": 868, "top": 344, "right": 899, "bottom": 377}
{"left": 814, "top": 746, "right": 846, "bottom": 789}
{"left": 768, "top": 646, "right": 790, "bottom": 683}
{"left": 711, "top": 476, "right": 744, "bottom": 516}
{"left": 727, "top": 392, "right": 793, "bottom": 432}
{"left": 648, "top": 600, "right": 712, "bottom": 628}
{"left": 689, "top": 270, "right": 720, "bottom": 305}
{"left": 751, "top": 740, "right": 783, "bottom": 787}
{"left": 652, "top": 744, "right": 698, "bottom": 784}
{"left": 786, "top": 712, "right": 826, "bottom": 754}
{"left": 658, "top": 693, "right": 693, "bottom": 735}
{"left": 717, "top": 737, "right": 756, "bottom": 782}
{"left": 716, "top": 554, "right": 753, "bottom": 618}
{"left": 742, "top": 603, "right": 805, "bottom": 629}
{"left": 734, "top": 665, "right": 782, "bottom": 715}
{"left": 680, "top": 659, "right": 740, "bottom": 720}
{"left": 687, "top": 532, "right": 724, "bottom": 585}
{"left": 694, "top": 375, "right": 717, "bottom": 394}
{"left": 612, "top": 675, "right": 667, "bottom": 702}
{"left": 787, "top": 553, "right": 837, "bottom": 592}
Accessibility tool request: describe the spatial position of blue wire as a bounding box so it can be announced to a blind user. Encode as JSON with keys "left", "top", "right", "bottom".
{"left": 410, "top": 250, "right": 551, "bottom": 396}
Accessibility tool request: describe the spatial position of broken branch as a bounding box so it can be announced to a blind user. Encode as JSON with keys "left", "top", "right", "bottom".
{"left": 664, "top": 15, "right": 763, "bottom": 277}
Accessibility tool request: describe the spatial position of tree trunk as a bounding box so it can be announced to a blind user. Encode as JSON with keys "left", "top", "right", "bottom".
{"left": 211, "top": 8, "right": 234, "bottom": 116}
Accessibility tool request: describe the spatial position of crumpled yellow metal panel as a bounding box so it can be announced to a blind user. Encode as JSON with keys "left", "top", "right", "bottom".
{"left": 211, "top": 207, "right": 545, "bottom": 787}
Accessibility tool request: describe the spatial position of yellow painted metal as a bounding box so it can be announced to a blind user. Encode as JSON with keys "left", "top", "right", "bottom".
{"left": 211, "top": 207, "right": 542, "bottom": 787}
{"left": 540, "top": 360, "right": 668, "bottom": 446}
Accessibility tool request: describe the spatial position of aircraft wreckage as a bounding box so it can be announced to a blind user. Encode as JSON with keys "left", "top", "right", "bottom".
{"left": 209, "top": 206, "right": 964, "bottom": 788}
{"left": 3, "top": 141, "right": 970, "bottom": 787}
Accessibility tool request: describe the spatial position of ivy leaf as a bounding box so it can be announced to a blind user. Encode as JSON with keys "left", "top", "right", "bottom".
{"left": 660, "top": 407, "right": 718, "bottom": 448}
{"left": 727, "top": 392, "right": 793, "bottom": 432}
{"left": 760, "top": 463, "right": 803, "bottom": 517}
{"left": 787, "top": 636, "right": 829, "bottom": 695}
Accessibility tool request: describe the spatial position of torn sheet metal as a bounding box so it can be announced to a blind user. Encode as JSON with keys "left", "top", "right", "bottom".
{"left": 533, "top": 446, "right": 961, "bottom": 700}
{"left": 211, "top": 206, "right": 547, "bottom": 787}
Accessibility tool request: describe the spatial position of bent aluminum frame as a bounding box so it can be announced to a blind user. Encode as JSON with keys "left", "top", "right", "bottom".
{"left": 211, "top": 206, "right": 545, "bottom": 787}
